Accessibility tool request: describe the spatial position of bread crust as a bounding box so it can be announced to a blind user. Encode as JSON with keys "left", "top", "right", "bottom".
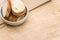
{"left": 10, "top": 0, "right": 25, "bottom": 17}
{"left": 3, "top": 0, "right": 11, "bottom": 17}
{"left": 12, "top": 8, "right": 26, "bottom": 17}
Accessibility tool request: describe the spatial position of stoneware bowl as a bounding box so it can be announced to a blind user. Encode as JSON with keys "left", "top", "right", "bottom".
{"left": 0, "top": 7, "right": 28, "bottom": 26}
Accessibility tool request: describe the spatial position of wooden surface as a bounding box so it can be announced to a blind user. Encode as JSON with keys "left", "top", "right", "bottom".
{"left": 0, "top": 0, "right": 60, "bottom": 40}
{"left": 22, "top": 0, "right": 49, "bottom": 10}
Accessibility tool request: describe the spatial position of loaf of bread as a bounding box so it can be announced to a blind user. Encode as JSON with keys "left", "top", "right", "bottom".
{"left": 10, "top": 0, "right": 25, "bottom": 17}
{"left": 2, "top": 0, "right": 11, "bottom": 17}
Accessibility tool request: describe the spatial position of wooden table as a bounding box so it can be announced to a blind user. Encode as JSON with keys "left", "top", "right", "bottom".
{"left": 0, "top": 0, "right": 60, "bottom": 40}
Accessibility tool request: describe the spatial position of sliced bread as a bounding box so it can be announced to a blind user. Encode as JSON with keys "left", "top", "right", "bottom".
{"left": 2, "top": 0, "right": 11, "bottom": 17}
{"left": 10, "top": 0, "right": 25, "bottom": 17}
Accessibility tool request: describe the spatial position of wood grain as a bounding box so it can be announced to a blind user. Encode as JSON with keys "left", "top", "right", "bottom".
{"left": 22, "top": 0, "right": 50, "bottom": 11}
{"left": 0, "top": 0, "right": 60, "bottom": 40}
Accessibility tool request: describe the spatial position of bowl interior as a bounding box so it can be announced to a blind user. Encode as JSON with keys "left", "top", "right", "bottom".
{"left": 1, "top": 7, "right": 28, "bottom": 23}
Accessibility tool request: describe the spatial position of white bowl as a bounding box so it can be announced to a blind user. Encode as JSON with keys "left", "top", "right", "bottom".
{"left": 0, "top": 7, "right": 28, "bottom": 26}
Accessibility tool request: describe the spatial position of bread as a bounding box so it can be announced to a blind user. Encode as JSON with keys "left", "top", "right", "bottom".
{"left": 3, "top": 0, "right": 26, "bottom": 22}
{"left": 2, "top": 0, "right": 11, "bottom": 17}
{"left": 12, "top": 8, "right": 26, "bottom": 17}
{"left": 5, "top": 13, "right": 18, "bottom": 22}
{"left": 10, "top": 0, "right": 25, "bottom": 17}
{"left": 17, "top": 13, "right": 26, "bottom": 21}
{"left": 8, "top": 14, "right": 17, "bottom": 22}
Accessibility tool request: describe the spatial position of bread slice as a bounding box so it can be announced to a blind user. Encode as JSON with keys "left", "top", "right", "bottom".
{"left": 8, "top": 14, "right": 17, "bottom": 22}
{"left": 10, "top": 0, "right": 25, "bottom": 17}
{"left": 17, "top": 13, "right": 26, "bottom": 21}
{"left": 5, "top": 13, "right": 18, "bottom": 22}
{"left": 2, "top": 0, "right": 11, "bottom": 17}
